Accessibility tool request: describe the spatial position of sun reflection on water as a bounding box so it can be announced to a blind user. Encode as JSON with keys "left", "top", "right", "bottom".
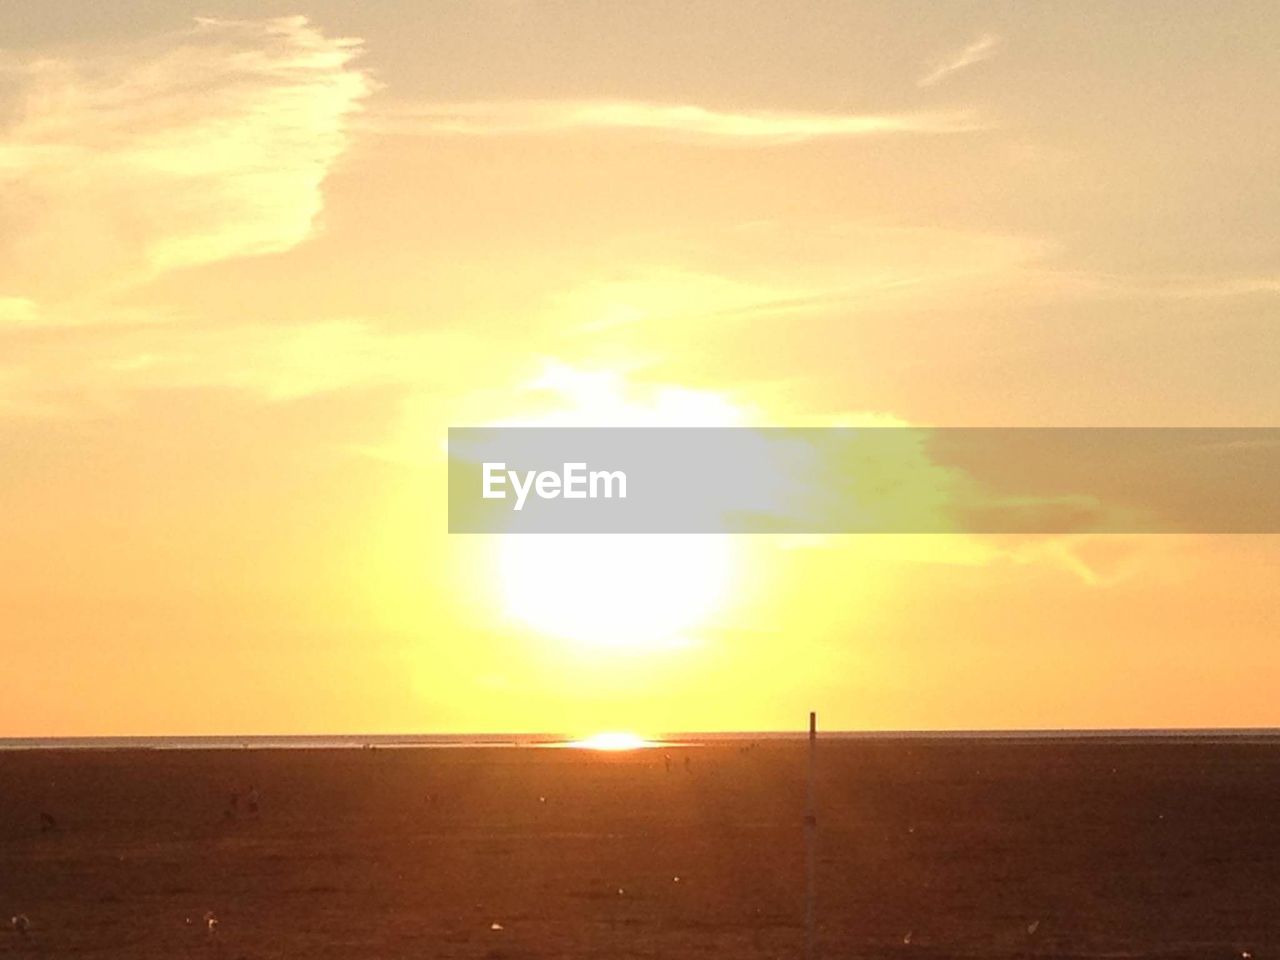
{"left": 568, "top": 732, "right": 653, "bottom": 751}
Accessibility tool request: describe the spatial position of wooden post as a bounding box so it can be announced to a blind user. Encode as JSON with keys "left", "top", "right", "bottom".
{"left": 804, "top": 711, "right": 817, "bottom": 960}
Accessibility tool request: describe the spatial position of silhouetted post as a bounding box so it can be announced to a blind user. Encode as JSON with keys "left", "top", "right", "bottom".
{"left": 804, "top": 711, "right": 817, "bottom": 960}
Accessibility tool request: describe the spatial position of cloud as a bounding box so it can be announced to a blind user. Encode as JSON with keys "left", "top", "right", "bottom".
{"left": 0, "top": 297, "right": 38, "bottom": 323}
{"left": 917, "top": 33, "right": 1002, "bottom": 88}
{"left": 546, "top": 223, "right": 1049, "bottom": 336}
{"left": 1038, "top": 269, "right": 1280, "bottom": 301}
{"left": 1121, "top": 275, "right": 1280, "bottom": 299}
{"left": 367, "top": 99, "right": 985, "bottom": 144}
{"left": 0, "top": 17, "right": 373, "bottom": 310}
{"left": 995, "top": 535, "right": 1163, "bottom": 587}
{"left": 0, "top": 318, "right": 455, "bottom": 419}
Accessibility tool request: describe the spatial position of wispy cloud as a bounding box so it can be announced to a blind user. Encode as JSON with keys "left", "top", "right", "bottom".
{"left": 1130, "top": 275, "right": 1280, "bottom": 299}
{"left": 0, "top": 17, "right": 373, "bottom": 311}
{"left": 0, "top": 318, "right": 458, "bottom": 419}
{"left": 0, "top": 297, "right": 38, "bottom": 324}
{"left": 549, "top": 224, "right": 1048, "bottom": 335}
{"left": 917, "top": 33, "right": 1002, "bottom": 88}
{"left": 368, "top": 99, "right": 985, "bottom": 144}
{"left": 1041, "top": 269, "right": 1280, "bottom": 300}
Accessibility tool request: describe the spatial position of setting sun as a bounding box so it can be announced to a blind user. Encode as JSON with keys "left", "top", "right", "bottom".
{"left": 499, "top": 534, "right": 731, "bottom": 649}
{"left": 487, "top": 364, "right": 740, "bottom": 652}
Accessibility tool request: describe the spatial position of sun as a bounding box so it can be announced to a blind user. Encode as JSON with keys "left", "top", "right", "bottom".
{"left": 490, "top": 362, "right": 742, "bottom": 651}
{"left": 499, "top": 534, "right": 730, "bottom": 649}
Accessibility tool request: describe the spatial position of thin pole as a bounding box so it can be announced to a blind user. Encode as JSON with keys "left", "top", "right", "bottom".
{"left": 804, "top": 711, "right": 817, "bottom": 960}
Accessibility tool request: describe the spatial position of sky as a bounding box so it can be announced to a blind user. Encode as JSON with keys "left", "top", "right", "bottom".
{"left": 0, "top": 2, "right": 1277, "bottom": 736}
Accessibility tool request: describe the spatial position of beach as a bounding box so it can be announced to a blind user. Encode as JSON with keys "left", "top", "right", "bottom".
{"left": 1, "top": 738, "right": 1277, "bottom": 958}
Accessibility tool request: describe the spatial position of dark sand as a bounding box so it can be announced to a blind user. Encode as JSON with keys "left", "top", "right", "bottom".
{"left": 2, "top": 738, "right": 1278, "bottom": 958}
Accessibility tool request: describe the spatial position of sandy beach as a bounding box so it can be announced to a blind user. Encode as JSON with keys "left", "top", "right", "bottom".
{"left": 1, "top": 738, "right": 1277, "bottom": 958}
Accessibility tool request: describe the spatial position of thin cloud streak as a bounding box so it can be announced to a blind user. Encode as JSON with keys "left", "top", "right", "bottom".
{"left": 918, "top": 33, "right": 1002, "bottom": 88}
{"left": 1037, "top": 270, "right": 1280, "bottom": 301}
{"left": 369, "top": 99, "right": 987, "bottom": 144}
{"left": 0, "top": 297, "right": 37, "bottom": 324}
{"left": 0, "top": 318, "right": 457, "bottom": 419}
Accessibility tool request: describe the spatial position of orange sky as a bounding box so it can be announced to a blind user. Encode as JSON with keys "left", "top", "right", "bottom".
{"left": 0, "top": 3, "right": 1277, "bottom": 735}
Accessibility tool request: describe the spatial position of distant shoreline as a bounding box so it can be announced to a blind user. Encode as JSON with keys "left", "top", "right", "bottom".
{"left": 4, "top": 728, "right": 1280, "bottom": 751}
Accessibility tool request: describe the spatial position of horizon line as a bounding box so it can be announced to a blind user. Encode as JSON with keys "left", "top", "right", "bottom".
{"left": 5, "top": 726, "right": 1280, "bottom": 750}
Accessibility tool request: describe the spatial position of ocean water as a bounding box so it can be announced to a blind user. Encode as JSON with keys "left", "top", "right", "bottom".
{"left": 3, "top": 728, "right": 1279, "bottom": 750}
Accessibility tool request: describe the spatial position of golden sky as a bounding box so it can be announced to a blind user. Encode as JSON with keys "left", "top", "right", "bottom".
{"left": 1, "top": 3, "right": 1277, "bottom": 735}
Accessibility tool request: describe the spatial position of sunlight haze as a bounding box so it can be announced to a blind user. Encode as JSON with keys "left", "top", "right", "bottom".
{"left": 1, "top": 2, "right": 1278, "bottom": 736}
